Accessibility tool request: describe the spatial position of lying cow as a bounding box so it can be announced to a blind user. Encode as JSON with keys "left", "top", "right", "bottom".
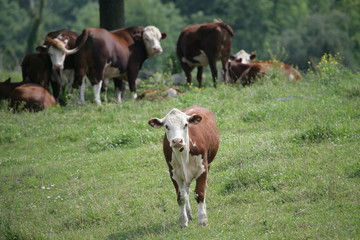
{"left": 177, "top": 21, "right": 233, "bottom": 88}
{"left": 229, "top": 53, "right": 302, "bottom": 86}
{"left": 72, "top": 26, "right": 167, "bottom": 105}
{"left": 36, "top": 29, "right": 79, "bottom": 104}
{"left": 9, "top": 84, "right": 56, "bottom": 112}
{"left": 148, "top": 105, "right": 219, "bottom": 227}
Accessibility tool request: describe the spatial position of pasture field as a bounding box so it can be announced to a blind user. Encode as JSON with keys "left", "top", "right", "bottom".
{"left": 1, "top": 63, "right": 360, "bottom": 239}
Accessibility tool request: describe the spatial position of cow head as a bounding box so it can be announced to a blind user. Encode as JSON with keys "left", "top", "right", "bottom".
{"left": 36, "top": 34, "right": 79, "bottom": 70}
{"left": 142, "top": 26, "right": 167, "bottom": 58}
{"left": 148, "top": 108, "right": 201, "bottom": 150}
{"left": 231, "top": 50, "right": 257, "bottom": 64}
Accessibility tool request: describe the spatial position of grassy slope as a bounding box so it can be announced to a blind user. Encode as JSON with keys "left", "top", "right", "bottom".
{"left": 0, "top": 68, "right": 359, "bottom": 239}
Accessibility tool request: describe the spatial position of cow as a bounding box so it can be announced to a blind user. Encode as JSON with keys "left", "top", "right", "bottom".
{"left": 177, "top": 21, "right": 234, "bottom": 88}
{"left": 0, "top": 78, "right": 25, "bottom": 105}
{"left": 71, "top": 26, "right": 167, "bottom": 105}
{"left": 21, "top": 53, "right": 52, "bottom": 90}
{"left": 36, "top": 29, "right": 79, "bottom": 104}
{"left": 9, "top": 84, "right": 56, "bottom": 112}
{"left": 148, "top": 105, "right": 219, "bottom": 227}
{"left": 231, "top": 49, "right": 257, "bottom": 64}
{"left": 228, "top": 51, "right": 302, "bottom": 86}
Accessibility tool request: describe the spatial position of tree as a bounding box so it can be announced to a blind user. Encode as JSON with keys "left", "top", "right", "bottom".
{"left": 25, "top": 0, "right": 45, "bottom": 54}
{"left": 99, "top": 0, "right": 124, "bottom": 30}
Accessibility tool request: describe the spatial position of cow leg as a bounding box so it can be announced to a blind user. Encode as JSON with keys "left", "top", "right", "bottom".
{"left": 221, "top": 58, "right": 229, "bottom": 84}
{"left": 194, "top": 161, "right": 209, "bottom": 226}
{"left": 208, "top": 60, "right": 218, "bottom": 88}
{"left": 114, "top": 77, "right": 126, "bottom": 103}
{"left": 127, "top": 69, "right": 139, "bottom": 99}
{"left": 196, "top": 66, "right": 204, "bottom": 88}
{"left": 80, "top": 77, "right": 86, "bottom": 103}
{"left": 180, "top": 62, "right": 193, "bottom": 86}
{"left": 93, "top": 80, "right": 103, "bottom": 106}
{"left": 169, "top": 173, "right": 191, "bottom": 227}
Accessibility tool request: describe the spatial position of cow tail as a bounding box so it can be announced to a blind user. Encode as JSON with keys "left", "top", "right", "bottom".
{"left": 75, "top": 29, "right": 90, "bottom": 50}
{"left": 223, "top": 23, "right": 234, "bottom": 37}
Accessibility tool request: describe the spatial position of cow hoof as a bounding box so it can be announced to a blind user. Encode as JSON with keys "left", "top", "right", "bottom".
{"left": 179, "top": 222, "right": 188, "bottom": 228}
{"left": 198, "top": 218, "right": 208, "bottom": 226}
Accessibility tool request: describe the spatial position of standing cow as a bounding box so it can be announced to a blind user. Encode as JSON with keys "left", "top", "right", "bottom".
{"left": 177, "top": 21, "right": 233, "bottom": 88}
{"left": 148, "top": 106, "right": 219, "bottom": 227}
{"left": 36, "top": 29, "right": 79, "bottom": 104}
{"left": 71, "top": 26, "right": 167, "bottom": 105}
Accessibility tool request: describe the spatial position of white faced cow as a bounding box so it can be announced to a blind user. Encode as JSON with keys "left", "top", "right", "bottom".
{"left": 148, "top": 106, "right": 219, "bottom": 227}
{"left": 72, "top": 26, "right": 167, "bottom": 105}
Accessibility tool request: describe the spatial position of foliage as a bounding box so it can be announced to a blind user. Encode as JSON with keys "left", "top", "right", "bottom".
{"left": 0, "top": 0, "right": 360, "bottom": 72}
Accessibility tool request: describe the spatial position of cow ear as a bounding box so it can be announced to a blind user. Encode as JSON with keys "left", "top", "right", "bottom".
{"left": 230, "top": 55, "right": 236, "bottom": 60}
{"left": 161, "top": 32, "right": 167, "bottom": 40}
{"left": 131, "top": 28, "right": 144, "bottom": 42}
{"left": 188, "top": 114, "right": 202, "bottom": 126}
{"left": 36, "top": 45, "right": 47, "bottom": 53}
{"left": 5, "top": 78, "right": 11, "bottom": 83}
{"left": 148, "top": 118, "right": 163, "bottom": 129}
{"left": 250, "top": 53, "right": 257, "bottom": 60}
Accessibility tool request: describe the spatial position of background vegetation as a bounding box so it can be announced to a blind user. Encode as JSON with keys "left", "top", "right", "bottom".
{"left": 0, "top": 53, "right": 359, "bottom": 239}
{"left": 0, "top": 0, "right": 359, "bottom": 72}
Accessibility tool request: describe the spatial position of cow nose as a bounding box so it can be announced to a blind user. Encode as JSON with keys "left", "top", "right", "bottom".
{"left": 171, "top": 138, "right": 184, "bottom": 147}
{"left": 53, "top": 64, "right": 63, "bottom": 70}
{"left": 152, "top": 47, "right": 162, "bottom": 54}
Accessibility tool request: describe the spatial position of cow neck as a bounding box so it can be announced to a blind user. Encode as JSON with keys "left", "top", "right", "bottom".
{"left": 172, "top": 136, "right": 190, "bottom": 165}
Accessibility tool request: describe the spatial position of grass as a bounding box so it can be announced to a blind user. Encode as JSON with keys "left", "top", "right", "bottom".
{"left": 0, "top": 61, "right": 360, "bottom": 239}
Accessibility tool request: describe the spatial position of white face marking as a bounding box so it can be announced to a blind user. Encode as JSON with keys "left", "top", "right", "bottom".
{"left": 48, "top": 45, "right": 66, "bottom": 70}
{"left": 233, "top": 49, "right": 252, "bottom": 64}
{"left": 162, "top": 109, "right": 190, "bottom": 149}
{"left": 143, "top": 26, "right": 163, "bottom": 58}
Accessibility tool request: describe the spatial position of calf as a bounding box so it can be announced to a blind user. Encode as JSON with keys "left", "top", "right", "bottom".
{"left": 72, "top": 26, "right": 167, "bottom": 105}
{"left": 177, "top": 21, "right": 233, "bottom": 88}
{"left": 148, "top": 106, "right": 219, "bottom": 227}
{"left": 9, "top": 84, "right": 56, "bottom": 112}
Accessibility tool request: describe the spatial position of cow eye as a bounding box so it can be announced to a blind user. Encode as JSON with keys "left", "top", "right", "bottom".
{"left": 165, "top": 125, "right": 169, "bottom": 130}
{"left": 184, "top": 123, "right": 188, "bottom": 129}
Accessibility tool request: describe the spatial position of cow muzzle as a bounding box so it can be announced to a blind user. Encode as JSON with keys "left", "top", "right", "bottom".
{"left": 171, "top": 138, "right": 184, "bottom": 148}
{"left": 53, "top": 64, "right": 64, "bottom": 70}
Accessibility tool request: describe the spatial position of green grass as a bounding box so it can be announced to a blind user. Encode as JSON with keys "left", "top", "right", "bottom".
{"left": 0, "top": 66, "right": 360, "bottom": 239}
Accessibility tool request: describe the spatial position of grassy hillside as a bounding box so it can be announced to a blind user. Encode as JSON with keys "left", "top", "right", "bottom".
{"left": 1, "top": 59, "right": 360, "bottom": 239}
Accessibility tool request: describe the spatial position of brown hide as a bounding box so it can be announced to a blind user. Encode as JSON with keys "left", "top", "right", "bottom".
{"left": 162, "top": 106, "right": 219, "bottom": 203}
{"left": 21, "top": 53, "right": 52, "bottom": 89}
{"left": 9, "top": 84, "right": 56, "bottom": 112}
{"left": 72, "top": 27, "right": 166, "bottom": 96}
{"left": 229, "top": 60, "right": 302, "bottom": 86}
{"left": 177, "top": 22, "right": 234, "bottom": 88}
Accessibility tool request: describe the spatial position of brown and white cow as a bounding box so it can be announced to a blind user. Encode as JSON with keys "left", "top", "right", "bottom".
{"left": 9, "top": 83, "right": 56, "bottom": 112}
{"left": 177, "top": 21, "right": 234, "bottom": 88}
{"left": 72, "top": 26, "right": 167, "bottom": 105}
{"left": 148, "top": 105, "right": 219, "bottom": 227}
{"left": 229, "top": 51, "right": 302, "bottom": 86}
{"left": 36, "top": 29, "right": 80, "bottom": 103}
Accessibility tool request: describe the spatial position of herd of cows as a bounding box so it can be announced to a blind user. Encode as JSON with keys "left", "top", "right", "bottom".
{"left": 0, "top": 20, "right": 303, "bottom": 227}
{"left": 0, "top": 20, "right": 301, "bottom": 112}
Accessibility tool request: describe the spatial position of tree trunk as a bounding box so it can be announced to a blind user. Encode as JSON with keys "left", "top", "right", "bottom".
{"left": 99, "top": 0, "right": 125, "bottom": 31}
{"left": 25, "top": 0, "right": 45, "bottom": 54}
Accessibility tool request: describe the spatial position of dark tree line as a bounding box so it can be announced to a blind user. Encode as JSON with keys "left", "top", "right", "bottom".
{"left": 0, "top": 0, "right": 359, "bottom": 71}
